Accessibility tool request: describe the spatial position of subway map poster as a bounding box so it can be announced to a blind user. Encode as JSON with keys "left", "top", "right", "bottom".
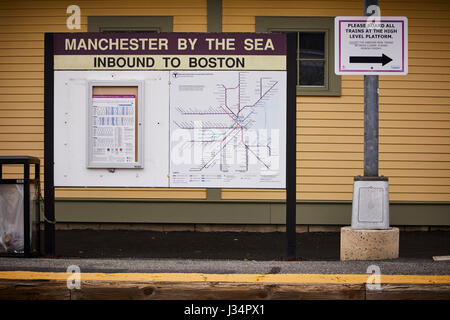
{"left": 169, "top": 70, "right": 286, "bottom": 188}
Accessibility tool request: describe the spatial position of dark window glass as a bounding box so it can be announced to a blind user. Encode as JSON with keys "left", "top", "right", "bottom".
{"left": 299, "top": 60, "right": 325, "bottom": 86}
{"left": 299, "top": 33, "right": 325, "bottom": 59}
{"left": 298, "top": 32, "right": 326, "bottom": 87}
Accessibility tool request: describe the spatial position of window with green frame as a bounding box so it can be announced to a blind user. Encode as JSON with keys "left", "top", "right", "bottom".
{"left": 256, "top": 17, "right": 341, "bottom": 96}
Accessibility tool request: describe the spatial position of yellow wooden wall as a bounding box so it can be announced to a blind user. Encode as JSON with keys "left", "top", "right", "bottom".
{"left": 221, "top": 0, "right": 450, "bottom": 202}
{"left": 0, "top": 0, "right": 207, "bottom": 199}
{"left": 1, "top": 0, "right": 449, "bottom": 202}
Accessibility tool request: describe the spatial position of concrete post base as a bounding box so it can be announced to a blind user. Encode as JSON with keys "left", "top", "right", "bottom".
{"left": 340, "top": 226, "right": 399, "bottom": 261}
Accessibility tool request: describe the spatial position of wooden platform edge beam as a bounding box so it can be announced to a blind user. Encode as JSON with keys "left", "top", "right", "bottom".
{"left": 0, "top": 271, "right": 449, "bottom": 284}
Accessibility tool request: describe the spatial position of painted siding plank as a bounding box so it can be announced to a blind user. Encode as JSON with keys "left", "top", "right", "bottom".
{"left": 55, "top": 188, "right": 207, "bottom": 199}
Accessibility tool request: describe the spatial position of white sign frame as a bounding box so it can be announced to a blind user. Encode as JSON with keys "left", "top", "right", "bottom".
{"left": 54, "top": 71, "right": 170, "bottom": 187}
{"left": 87, "top": 80, "right": 145, "bottom": 169}
{"left": 335, "top": 16, "right": 408, "bottom": 75}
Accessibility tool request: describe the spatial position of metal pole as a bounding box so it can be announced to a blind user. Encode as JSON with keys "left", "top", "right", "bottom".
{"left": 364, "top": 0, "right": 379, "bottom": 177}
{"left": 23, "top": 162, "right": 30, "bottom": 257}
{"left": 35, "top": 162, "right": 41, "bottom": 256}
{"left": 285, "top": 33, "right": 297, "bottom": 260}
{"left": 44, "top": 33, "right": 56, "bottom": 257}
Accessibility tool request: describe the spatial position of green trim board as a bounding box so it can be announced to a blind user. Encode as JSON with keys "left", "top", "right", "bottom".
{"left": 255, "top": 16, "right": 341, "bottom": 97}
{"left": 54, "top": 200, "right": 450, "bottom": 226}
{"left": 88, "top": 16, "right": 173, "bottom": 32}
{"left": 206, "top": 188, "right": 222, "bottom": 201}
{"left": 207, "top": 0, "right": 222, "bottom": 32}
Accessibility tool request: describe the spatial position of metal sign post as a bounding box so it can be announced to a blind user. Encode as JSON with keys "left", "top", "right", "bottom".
{"left": 364, "top": 0, "right": 379, "bottom": 177}
{"left": 353, "top": 0, "right": 390, "bottom": 230}
{"left": 285, "top": 33, "right": 297, "bottom": 260}
{"left": 44, "top": 33, "right": 56, "bottom": 257}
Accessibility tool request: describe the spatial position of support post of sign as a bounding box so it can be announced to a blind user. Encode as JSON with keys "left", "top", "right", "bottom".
{"left": 364, "top": 0, "right": 379, "bottom": 177}
{"left": 44, "top": 33, "right": 56, "bottom": 257}
{"left": 364, "top": 75, "right": 379, "bottom": 176}
{"left": 285, "top": 33, "right": 297, "bottom": 260}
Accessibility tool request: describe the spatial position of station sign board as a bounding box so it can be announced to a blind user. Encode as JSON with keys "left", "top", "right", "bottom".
{"left": 51, "top": 33, "right": 288, "bottom": 188}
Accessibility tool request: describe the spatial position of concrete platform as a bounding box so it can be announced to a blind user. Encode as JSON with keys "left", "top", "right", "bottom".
{"left": 0, "top": 229, "right": 448, "bottom": 300}
{"left": 341, "top": 227, "right": 400, "bottom": 261}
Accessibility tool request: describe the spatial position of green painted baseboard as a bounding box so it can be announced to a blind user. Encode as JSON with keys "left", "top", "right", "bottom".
{"left": 53, "top": 200, "right": 450, "bottom": 226}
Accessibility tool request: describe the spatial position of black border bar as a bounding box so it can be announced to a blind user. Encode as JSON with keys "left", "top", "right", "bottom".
{"left": 285, "top": 33, "right": 297, "bottom": 260}
{"left": 44, "top": 33, "right": 55, "bottom": 257}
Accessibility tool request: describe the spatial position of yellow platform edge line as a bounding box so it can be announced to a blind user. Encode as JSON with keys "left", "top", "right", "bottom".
{"left": 0, "top": 271, "right": 449, "bottom": 284}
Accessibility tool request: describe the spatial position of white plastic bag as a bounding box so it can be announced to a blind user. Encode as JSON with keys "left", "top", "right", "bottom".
{"left": 0, "top": 184, "right": 25, "bottom": 253}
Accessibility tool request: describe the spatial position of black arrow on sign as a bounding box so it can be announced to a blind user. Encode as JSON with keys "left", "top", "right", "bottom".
{"left": 349, "top": 54, "right": 393, "bottom": 66}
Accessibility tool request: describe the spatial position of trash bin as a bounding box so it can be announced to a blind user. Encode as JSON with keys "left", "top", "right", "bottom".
{"left": 0, "top": 156, "right": 41, "bottom": 257}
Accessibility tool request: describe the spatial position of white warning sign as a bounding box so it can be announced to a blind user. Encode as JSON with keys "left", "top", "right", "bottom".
{"left": 335, "top": 16, "right": 408, "bottom": 75}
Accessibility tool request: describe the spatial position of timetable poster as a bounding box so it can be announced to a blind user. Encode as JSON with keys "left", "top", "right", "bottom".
{"left": 90, "top": 94, "right": 136, "bottom": 166}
